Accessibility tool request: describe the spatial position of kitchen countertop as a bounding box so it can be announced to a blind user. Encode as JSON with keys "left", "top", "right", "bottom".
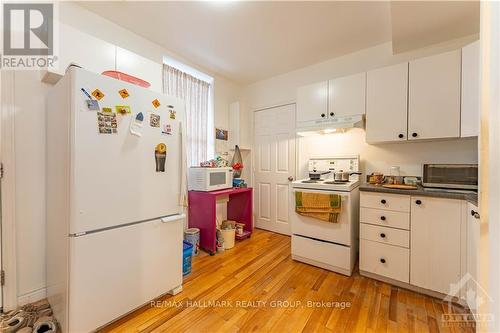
{"left": 359, "top": 183, "right": 478, "bottom": 206}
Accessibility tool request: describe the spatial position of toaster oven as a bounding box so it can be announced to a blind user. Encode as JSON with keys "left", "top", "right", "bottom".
{"left": 422, "top": 164, "right": 478, "bottom": 190}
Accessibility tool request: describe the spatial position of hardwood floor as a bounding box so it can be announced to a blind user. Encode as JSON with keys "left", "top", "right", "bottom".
{"left": 99, "top": 229, "right": 474, "bottom": 333}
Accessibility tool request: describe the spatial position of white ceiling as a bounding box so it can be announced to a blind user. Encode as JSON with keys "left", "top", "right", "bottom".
{"left": 78, "top": 1, "right": 478, "bottom": 85}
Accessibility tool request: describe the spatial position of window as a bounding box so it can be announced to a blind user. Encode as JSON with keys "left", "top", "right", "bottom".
{"left": 162, "top": 57, "right": 214, "bottom": 166}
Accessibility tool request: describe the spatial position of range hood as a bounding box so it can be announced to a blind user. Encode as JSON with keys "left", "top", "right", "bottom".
{"left": 296, "top": 114, "right": 365, "bottom": 136}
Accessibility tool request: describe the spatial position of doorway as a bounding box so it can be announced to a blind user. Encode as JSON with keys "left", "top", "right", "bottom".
{"left": 253, "top": 104, "right": 296, "bottom": 235}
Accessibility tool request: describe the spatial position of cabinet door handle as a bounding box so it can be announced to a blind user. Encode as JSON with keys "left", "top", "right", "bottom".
{"left": 380, "top": 216, "right": 386, "bottom": 221}
{"left": 381, "top": 199, "right": 387, "bottom": 204}
{"left": 398, "top": 134, "right": 404, "bottom": 139}
{"left": 415, "top": 200, "right": 422, "bottom": 205}
{"left": 321, "top": 113, "right": 326, "bottom": 118}
{"left": 412, "top": 132, "right": 418, "bottom": 138}
{"left": 471, "top": 210, "right": 480, "bottom": 219}
{"left": 330, "top": 112, "right": 334, "bottom": 117}
{"left": 380, "top": 258, "right": 386, "bottom": 264}
{"left": 380, "top": 233, "right": 386, "bottom": 238}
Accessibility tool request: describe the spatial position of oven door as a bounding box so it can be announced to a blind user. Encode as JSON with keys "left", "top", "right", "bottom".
{"left": 290, "top": 188, "right": 356, "bottom": 246}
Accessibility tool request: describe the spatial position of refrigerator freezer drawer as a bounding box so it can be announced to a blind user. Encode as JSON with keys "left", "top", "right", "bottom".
{"left": 67, "top": 216, "right": 183, "bottom": 332}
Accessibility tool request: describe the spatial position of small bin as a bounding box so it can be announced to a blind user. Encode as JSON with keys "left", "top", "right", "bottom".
{"left": 183, "top": 241, "right": 193, "bottom": 276}
{"left": 221, "top": 228, "right": 236, "bottom": 249}
{"left": 184, "top": 228, "right": 200, "bottom": 256}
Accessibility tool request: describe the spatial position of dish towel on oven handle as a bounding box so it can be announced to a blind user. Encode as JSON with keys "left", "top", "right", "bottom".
{"left": 295, "top": 191, "right": 342, "bottom": 223}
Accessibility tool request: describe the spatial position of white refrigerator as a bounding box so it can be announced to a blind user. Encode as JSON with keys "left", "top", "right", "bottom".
{"left": 46, "top": 67, "right": 186, "bottom": 332}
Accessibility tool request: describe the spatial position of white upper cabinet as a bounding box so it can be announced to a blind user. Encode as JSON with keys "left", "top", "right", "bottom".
{"left": 461, "top": 41, "right": 480, "bottom": 137}
{"left": 408, "top": 50, "right": 461, "bottom": 140}
{"left": 366, "top": 63, "right": 409, "bottom": 143}
{"left": 296, "top": 81, "right": 328, "bottom": 123}
{"left": 328, "top": 72, "right": 366, "bottom": 117}
{"left": 410, "top": 196, "right": 463, "bottom": 294}
{"left": 116, "top": 47, "right": 163, "bottom": 93}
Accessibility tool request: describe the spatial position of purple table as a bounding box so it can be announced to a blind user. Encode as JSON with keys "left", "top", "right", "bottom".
{"left": 188, "top": 187, "right": 253, "bottom": 255}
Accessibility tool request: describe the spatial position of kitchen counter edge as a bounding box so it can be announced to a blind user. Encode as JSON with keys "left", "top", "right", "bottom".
{"left": 359, "top": 184, "right": 478, "bottom": 206}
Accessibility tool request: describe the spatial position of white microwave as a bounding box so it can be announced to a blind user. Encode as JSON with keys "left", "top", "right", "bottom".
{"left": 188, "top": 167, "right": 233, "bottom": 191}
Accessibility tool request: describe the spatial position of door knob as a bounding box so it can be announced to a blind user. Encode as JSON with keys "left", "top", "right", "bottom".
{"left": 412, "top": 132, "right": 418, "bottom": 138}
{"left": 288, "top": 176, "right": 294, "bottom": 181}
{"left": 415, "top": 200, "right": 422, "bottom": 205}
{"left": 330, "top": 112, "right": 334, "bottom": 117}
{"left": 398, "top": 134, "right": 404, "bottom": 139}
{"left": 321, "top": 113, "right": 326, "bottom": 118}
{"left": 471, "top": 210, "right": 480, "bottom": 219}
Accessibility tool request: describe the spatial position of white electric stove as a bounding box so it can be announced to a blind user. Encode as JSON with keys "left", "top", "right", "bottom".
{"left": 290, "top": 156, "right": 360, "bottom": 276}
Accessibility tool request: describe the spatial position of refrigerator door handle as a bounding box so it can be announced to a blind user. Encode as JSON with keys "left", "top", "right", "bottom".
{"left": 161, "top": 213, "right": 186, "bottom": 224}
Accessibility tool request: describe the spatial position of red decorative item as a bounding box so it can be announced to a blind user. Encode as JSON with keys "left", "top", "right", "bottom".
{"left": 101, "top": 70, "right": 151, "bottom": 88}
{"left": 232, "top": 162, "right": 243, "bottom": 171}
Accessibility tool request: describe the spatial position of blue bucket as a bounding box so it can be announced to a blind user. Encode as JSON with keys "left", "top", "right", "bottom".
{"left": 183, "top": 241, "right": 193, "bottom": 276}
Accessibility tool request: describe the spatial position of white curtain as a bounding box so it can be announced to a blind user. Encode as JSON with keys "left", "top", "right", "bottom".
{"left": 163, "top": 64, "right": 211, "bottom": 166}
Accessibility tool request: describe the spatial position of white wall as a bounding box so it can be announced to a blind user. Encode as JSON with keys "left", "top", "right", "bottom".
{"left": 298, "top": 129, "right": 478, "bottom": 178}
{"left": 242, "top": 37, "right": 479, "bottom": 178}
{"left": 11, "top": 2, "right": 241, "bottom": 304}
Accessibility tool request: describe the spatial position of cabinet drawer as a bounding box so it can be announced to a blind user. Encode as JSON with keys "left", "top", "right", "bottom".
{"left": 360, "top": 239, "right": 409, "bottom": 283}
{"left": 360, "top": 192, "right": 410, "bottom": 212}
{"left": 360, "top": 207, "right": 410, "bottom": 230}
{"left": 360, "top": 223, "right": 409, "bottom": 248}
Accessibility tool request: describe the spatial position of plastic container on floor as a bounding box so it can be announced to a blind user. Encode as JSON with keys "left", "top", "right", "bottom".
{"left": 184, "top": 228, "right": 200, "bottom": 256}
{"left": 220, "top": 228, "right": 236, "bottom": 249}
{"left": 183, "top": 241, "right": 193, "bottom": 276}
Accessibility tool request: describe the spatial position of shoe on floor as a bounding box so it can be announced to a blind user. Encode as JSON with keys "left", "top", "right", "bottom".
{"left": 32, "top": 316, "right": 58, "bottom": 333}
{"left": 0, "top": 313, "right": 26, "bottom": 332}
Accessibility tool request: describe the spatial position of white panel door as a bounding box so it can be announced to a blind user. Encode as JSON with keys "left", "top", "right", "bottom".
{"left": 410, "top": 196, "right": 463, "bottom": 294}
{"left": 254, "top": 104, "right": 296, "bottom": 235}
{"left": 329, "top": 72, "right": 366, "bottom": 117}
{"left": 296, "top": 81, "right": 328, "bottom": 123}
{"left": 68, "top": 216, "right": 183, "bottom": 332}
{"left": 408, "top": 50, "right": 461, "bottom": 140}
{"left": 116, "top": 47, "right": 163, "bottom": 93}
{"left": 366, "top": 63, "right": 409, "bottom": 143}
{"left": 461, "top": 41, "right": 480, "bottom": 137}
{"left": 71, "top": 69, "right": 184, "bottom": 234}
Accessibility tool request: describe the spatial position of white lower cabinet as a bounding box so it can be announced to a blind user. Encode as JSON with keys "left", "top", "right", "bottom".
{"left": 466, "top": 202, "right": 480, "bottom": 312}
{"left": 360, "top": 240, "right": 409, "bottom": 283}
{"left": 360, "top": 192, "right": 468, "bottom": 297}
{"left": 410, "top": 196, "right": 463, "bottom": 295}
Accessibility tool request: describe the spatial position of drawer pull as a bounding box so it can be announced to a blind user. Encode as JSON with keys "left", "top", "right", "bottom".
{"left": 380, "top": 216, "right": 386, "bottom": 221}
{"left": 381, "top": 199, "right": 387, "bottom": 204}
{"left": 415, "top": 200, "right": 422, "bottom": 205}
{"left": 380, "top": 258, "right": 386, "bottom": 264}
{"left": 380, "top": 233, "right": 386, "bottom": 238}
